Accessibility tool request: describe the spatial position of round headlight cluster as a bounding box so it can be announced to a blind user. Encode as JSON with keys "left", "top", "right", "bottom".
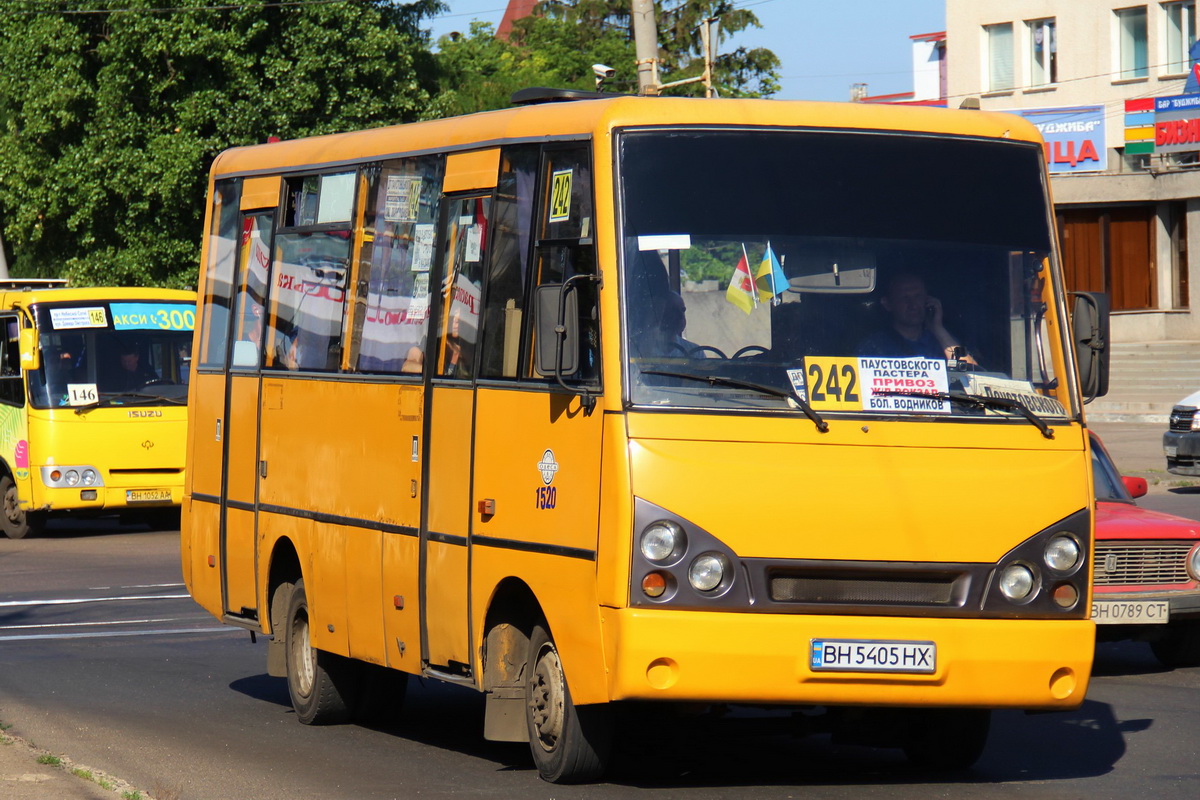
{"left": 1044, "top": 535, "right": 1081, "bottom": 572}
{"left": 1188, "top": 544, "right": 1200, "bottom": 582}
{"left": 999, "top": 564, "right": 1036, "bottom": 601}
{"left": 688, "top": 553, "right": 729, "bottom": 593}
{"left": 640, "top": 521, "right": 685, "bottom": 565}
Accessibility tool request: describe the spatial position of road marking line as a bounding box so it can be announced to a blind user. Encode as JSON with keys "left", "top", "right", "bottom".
{"left": 0, "top": 617, "right": 186, "bottom": 631}
{"left": 87, "top": 583, "right": 185, "bottom": 590}
{"left": 0, "top": 627, "right": 238, "bottom": 642}
{"left": 0, "top": 593, "right": 189, "bottom": 607}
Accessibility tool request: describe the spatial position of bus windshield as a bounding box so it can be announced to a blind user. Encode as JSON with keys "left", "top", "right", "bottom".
{"left": 27, "top": 301, "right": 194, "bottom": 409}
{"left": 619, "top": 128, "right": 1072, "bottom": 422}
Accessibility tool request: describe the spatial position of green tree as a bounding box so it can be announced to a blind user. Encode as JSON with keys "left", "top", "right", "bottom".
{"left": 537, "top": 0, "right": 780, "bottom": 97}
{"left": 0, "top": 0, "right": 443, "bottom": 288}
{"left": 429, "top": 0, "right": 780, "bottom": 117}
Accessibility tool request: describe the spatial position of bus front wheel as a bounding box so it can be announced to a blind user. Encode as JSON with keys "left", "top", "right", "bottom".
{"left": 525, "top": 624, "right": 612, "bottom": 783}
{"left": 2, "top": 476, "right": 43, "bottom": 539}
{"left": 285, "top": 578, "right": 357, "bottom": 725}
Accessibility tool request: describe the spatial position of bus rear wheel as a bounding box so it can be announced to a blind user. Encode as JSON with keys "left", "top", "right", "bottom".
{"left": 525, "top": 624, "right": 612, "bottom": 783}
{"left": 1, "top": 476, "right": 43, "bottom": 539}
{"left": 285, "top": 578, "right": 357, "bottom": 725}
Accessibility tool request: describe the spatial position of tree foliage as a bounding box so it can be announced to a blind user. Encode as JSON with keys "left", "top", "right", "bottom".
{"left": 537, "top": 0, "right": 779, "bottom": 97}
{"left": 431, "top": 0, "right": 779, "bottom": 117}
{"left": 0, "top": 0, "right": 443, "bottom": 287}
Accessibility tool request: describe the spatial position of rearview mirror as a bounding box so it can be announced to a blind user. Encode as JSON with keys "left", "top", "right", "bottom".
{"left": 1071, "top": 292, "right": 1110, "bottom": 401}
{"left": 18, "top": 328, "right": 39, "bottom": 371}
{"left": 533, "top": 284, "right": 579, "bottom": 377}
{"left": 1122, "top": 475, "right": 1148, "bottom": 499}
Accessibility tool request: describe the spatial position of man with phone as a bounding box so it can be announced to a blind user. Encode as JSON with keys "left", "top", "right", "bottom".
{"left": 858, "top": 272, "right": 977, "bottom": 364}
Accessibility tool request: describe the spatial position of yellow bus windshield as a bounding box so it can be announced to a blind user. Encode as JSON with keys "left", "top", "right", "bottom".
{"left": 620, "top": 128, "right": 1073, "bottom": 424}
{"left": 26, "top": 300, "right": 194, "bottom": 409}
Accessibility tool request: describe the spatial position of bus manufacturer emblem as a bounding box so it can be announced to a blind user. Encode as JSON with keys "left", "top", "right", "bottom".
{"left": 537, "top": 450, "right": 559, "bottom": 485}
{"left": 1104, "top": 553, "right": 1119, "bottom": 574}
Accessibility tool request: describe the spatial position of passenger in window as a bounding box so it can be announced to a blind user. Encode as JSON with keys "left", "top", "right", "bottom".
{"left": 858, "top": 273, "right": 977, "bottom": 364}
{"left": 443, "top": 308, "right": 472, "bottom": 377}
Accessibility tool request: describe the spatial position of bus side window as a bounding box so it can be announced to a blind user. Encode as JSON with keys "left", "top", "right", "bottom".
{"left": 436, "top": 196, "right": 490, "bottom": 379}
{"left": 351, "top": 156, "right": 445, "bottom": 375}
{"left": 479, "top": 146, "right": 538, "bottom": 379}
{"left": 0, "top": 316, "right": 24, "bottom": 406}
{"left": 198, "top": 179, "right": 242, "bottom": 369}
{"left": 267, "top": 172, "right": 356, "bottom": 372}
{"left": 528, "top": 146, "right": 600, "bottom": 382}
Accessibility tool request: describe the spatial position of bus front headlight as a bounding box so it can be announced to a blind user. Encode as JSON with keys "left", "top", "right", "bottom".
{"left": 1044, "top": 535, "right": 1081, "bottom": 572}
{"left": 999, "top": 564, "right": 1036, "bottom": 601}
{"left": 640, "top": 521, "right": 686, "bottom": 565}
{"left": 64, "top": 470, "right": 80, "bottom": 487}
{"left": 81, "top": 469, "right": 98, "bottom": 486}
{"left": 688, "top": 553, "right": 729, "bottom": 593}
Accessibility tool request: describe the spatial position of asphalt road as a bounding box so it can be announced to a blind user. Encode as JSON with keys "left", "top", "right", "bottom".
{"left": 2, "top": 424, "right": 1199, "bottom": 799}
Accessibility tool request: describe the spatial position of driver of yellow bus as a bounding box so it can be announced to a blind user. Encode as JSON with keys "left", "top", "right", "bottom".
{"left": 858, "top": 272, "right": 977, "bottom": 364}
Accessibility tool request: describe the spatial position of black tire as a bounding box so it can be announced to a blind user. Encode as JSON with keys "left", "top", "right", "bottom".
{"left": 901, "top": 709, "right": 990, "bottom": 771}
{"left": 1150, "top": 622, "right": 1200, "bottom": 668}
{"left": 1, "top": 475, "right": 43, "bottom": 540}
{"left": 285, "top": 578, "right": 358, "bottom": 725}
{"left": 525, "top": 624, "right": 612, "bottom": 783}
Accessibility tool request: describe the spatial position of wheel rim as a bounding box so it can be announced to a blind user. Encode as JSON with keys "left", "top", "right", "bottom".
{"left": 290, "top": 608, "right": 315, "bottom": 698}
{"left": 529, "top": 642, "right": 566, "bottom": 753}
{"left": 3, "top": 484, "right": 22, "bottom": 526}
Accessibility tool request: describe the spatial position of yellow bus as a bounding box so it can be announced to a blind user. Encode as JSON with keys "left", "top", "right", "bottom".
{"left": 0, "top": 280, "right": 196, "bottom": 539}
{"left": 182, "top": 91, "right": 1110, "bottom": 782}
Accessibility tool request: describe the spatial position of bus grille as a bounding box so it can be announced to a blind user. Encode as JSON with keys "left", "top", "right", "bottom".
{"left": 1169, "top": 407, "right": 1197, "bottom": 432}
{"left": 1093, "top": 541, "right": 1195, "bottom": 586}
{"left": 769, "top": 574, "right": 957, "bottom": 606}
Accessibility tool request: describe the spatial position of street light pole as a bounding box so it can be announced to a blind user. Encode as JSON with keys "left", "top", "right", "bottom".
{"left": 631, "top": 0, "right": 660, "bottom": 95}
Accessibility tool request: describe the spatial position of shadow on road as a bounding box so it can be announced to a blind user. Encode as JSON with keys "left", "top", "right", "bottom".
{"left": 230, "top": 669, "right": 1131, "bottom": 789}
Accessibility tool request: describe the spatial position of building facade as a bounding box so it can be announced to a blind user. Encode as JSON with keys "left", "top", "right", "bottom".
{"left": 947, "top": 0, "right": 1200, "bottom": 342}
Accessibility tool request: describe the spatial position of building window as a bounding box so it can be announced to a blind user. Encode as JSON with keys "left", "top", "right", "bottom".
{"left": 1117, "top": 6, "right": 1149, "bottom": 79}
{"left": 985, "top": 22, "right": 1014, "bottom": 91}
{"left": 1028, "top": 18, "right": 1057, "bottom": 86}
{"left": 1164, "top": 1, "right": 1196, "bottom": 74}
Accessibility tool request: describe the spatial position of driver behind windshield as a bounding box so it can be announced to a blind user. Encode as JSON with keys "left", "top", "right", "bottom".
{"left": 858, "top": 272, "right": 978, "bottom": 365}
{"left": 105, "top": 343, "right": 158, "bottom": 391}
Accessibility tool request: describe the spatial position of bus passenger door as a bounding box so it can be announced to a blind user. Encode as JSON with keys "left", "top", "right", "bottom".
{"left": 220, "top": 208, "right": 274, "bottom": 621}
{"left": 421, "top": 192, "right": 491, "bottom": 676}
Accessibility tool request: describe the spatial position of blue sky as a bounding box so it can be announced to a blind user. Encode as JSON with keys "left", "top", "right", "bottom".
{"left": 425, "top": 0, "right": 946, "bottom": 102}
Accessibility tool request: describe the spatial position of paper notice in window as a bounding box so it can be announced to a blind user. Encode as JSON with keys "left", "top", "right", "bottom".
{"left": 465, "top": 225, "right": 483, "bottom": 262}
{"left": 413, "top": 224, "right": 435, "bottom": 272}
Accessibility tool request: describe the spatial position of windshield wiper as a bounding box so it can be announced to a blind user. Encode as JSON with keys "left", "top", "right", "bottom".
{"left": 873, "top": 390, "right": 1054, "bottom": 439}
{"left": 640, "top": 369, "right": 829, "bottom": 433}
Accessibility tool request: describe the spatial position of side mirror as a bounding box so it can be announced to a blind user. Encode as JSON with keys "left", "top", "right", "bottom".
{"left": 18, "top": 328, "right": 39, "bottom": 372}
{"left": 1071, "top": 291, "right": 1110, "bottom": 400}
{"left": 1122, "top": 475, "right": 1148, "bottom": 499}
{"left": 533, "top": 284, "right": 579, "bottom": 377}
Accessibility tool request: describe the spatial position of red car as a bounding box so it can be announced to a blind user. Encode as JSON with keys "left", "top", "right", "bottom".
{"left": 1091, "top": 432, "right": 1200, "bottom": 667}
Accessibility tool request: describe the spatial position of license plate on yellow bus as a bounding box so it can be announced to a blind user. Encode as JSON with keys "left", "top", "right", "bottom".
{"left": 810, "top": 639, "right": 936, "bottom": 674}
{"left": 126, "top": 489, "right": 171, "bottom": 504}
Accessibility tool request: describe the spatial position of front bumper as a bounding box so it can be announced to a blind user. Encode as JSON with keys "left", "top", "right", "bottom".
{"left": 602, "top": 607, "right": 1092, "bottom": 710}
{"left": 1164, "top": 429, "right": 1200, "bottom": 476}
